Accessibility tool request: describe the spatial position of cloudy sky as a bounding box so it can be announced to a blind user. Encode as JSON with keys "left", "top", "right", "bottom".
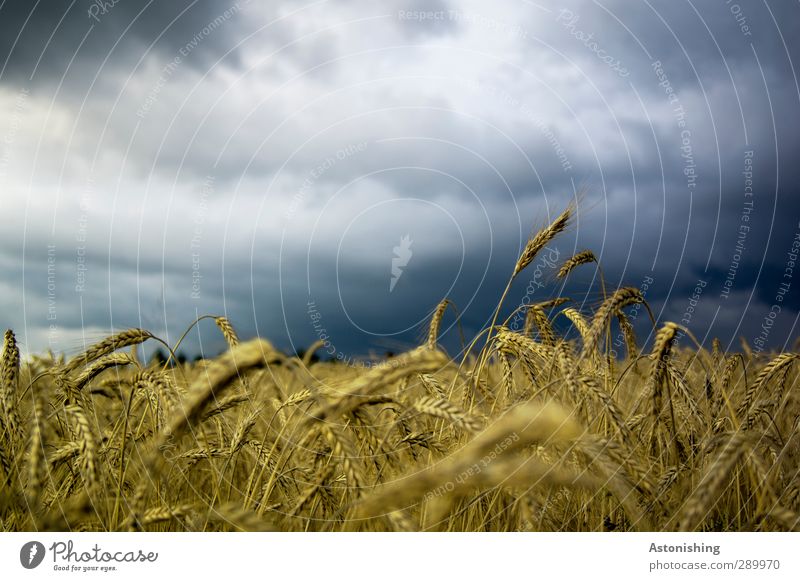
{"left": 1, "top": 0, "right": 799, "bottom": 360}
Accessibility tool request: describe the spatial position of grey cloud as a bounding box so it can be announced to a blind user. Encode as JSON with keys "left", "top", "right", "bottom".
{"left": 1, "top": 0, "right": 799, "bottom": 358}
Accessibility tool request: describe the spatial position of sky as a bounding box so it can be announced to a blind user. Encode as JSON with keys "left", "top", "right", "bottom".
{"left": 0, "top": 0, "right": 799, "bottom": 360}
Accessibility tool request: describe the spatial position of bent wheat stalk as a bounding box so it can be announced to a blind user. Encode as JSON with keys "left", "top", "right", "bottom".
{"left": 582, "top": 287, "right": 645, "bottom": 359}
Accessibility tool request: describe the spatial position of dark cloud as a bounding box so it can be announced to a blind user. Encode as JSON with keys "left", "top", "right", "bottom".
{"left": 0, "top": 0, "right": 799, "bottom": 358}
{"left": 0, "top": 0, "right": 251, "bottom": 87}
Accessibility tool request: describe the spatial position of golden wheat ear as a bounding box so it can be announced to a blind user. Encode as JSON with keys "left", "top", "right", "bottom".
{"left": 482, "top": 203, "right": 573, "bottom": 375}
{"left": 558, "top": 249, "right": 597, "bottom": 278}
{"left": 513, "top": 204, "right": 572, "bottom": 278}
{"left": 581, "top": 287, "right": 645, "bottom": 359}
{"left": 1, "top": 330, "right": 21, "bottom": 438}
{"left": 64, "top": 328, "right": 153, "bottom": 374}
{"left": 427, "top": 298, "right": 452, "bottom": 349}
{"left": 214, "top": 316, "right": 240, "bottom": 348}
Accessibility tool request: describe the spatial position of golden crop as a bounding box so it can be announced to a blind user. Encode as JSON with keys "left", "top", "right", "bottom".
{"left": 1, "top": 206, "right": 798, "bottom": 532}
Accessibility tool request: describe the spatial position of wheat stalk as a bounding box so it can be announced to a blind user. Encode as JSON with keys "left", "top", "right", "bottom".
{"left": 617, "top": 312, "right": 638, "bottom": 358}
{"left": 26, "top": 394, "right": 47, "bottom": 508}
{"left": 679, "top": 431, "right": 747, "bottom": 531}
{"left": 739, "top": 353, "right": 797, "bottom": 429}
{"left": 64, "top": 404, "right": 100, "bottom": 492}
{"left": 355, "top": 400, "right": 586, "bottom": 520}
{"left": 582, "top": 287, "right": 645, "bottom": 358}
{"left": 72, "top": 353, "right": 136, "bottom": 391}
{"left": 523, "top": 305, "right": 555, "bottom": 346}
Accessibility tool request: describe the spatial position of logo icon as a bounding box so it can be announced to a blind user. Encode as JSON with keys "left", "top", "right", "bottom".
{"left": 390, "top": 235, "right": 413, "bottom": 292}
{"left": 20, "top": 541, "right": 46, "bottom": 569}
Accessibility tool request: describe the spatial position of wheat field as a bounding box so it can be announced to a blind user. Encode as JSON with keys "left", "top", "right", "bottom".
{"left": 1, "top": 206, "right": 798, "bottom": 532}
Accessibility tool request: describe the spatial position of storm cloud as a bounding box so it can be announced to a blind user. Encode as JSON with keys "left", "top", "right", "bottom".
{"left": 1, "top": 0, "right": 798, "bottom": 359}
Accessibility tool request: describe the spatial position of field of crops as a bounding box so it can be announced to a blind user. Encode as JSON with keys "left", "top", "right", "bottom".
{"left": 1, "top": 205, "right": 798, "bottom": 532}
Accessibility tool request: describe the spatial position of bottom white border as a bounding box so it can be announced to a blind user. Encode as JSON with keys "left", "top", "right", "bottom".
{"left": 1, "top": 532, "right": 797, "bottom": 580}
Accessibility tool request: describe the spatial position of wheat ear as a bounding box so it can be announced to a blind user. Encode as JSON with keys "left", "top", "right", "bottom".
{"left": 582, "top": 287, "right": 645, "bottom": 358}
{"left": 513, "top": 205, "right": 572, "bottom": 278}
{"left": 557, "top": 250, "right": 597, "bottom": 278}
{"left": 64, "top": 328, "right": 153, "bottom": 374}
{"left": 1, "top": 330, "right": 21, "bottom": 439}
{"left": 214, "top": 316, "right": 240, "bottom": 348}
{"left": 427, "top": 299, "right": 452, "bottom": 349}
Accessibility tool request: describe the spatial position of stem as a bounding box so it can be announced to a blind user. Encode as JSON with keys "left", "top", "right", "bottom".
{"left": 476, "top": 274, "right": 516, "bottom": 374}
